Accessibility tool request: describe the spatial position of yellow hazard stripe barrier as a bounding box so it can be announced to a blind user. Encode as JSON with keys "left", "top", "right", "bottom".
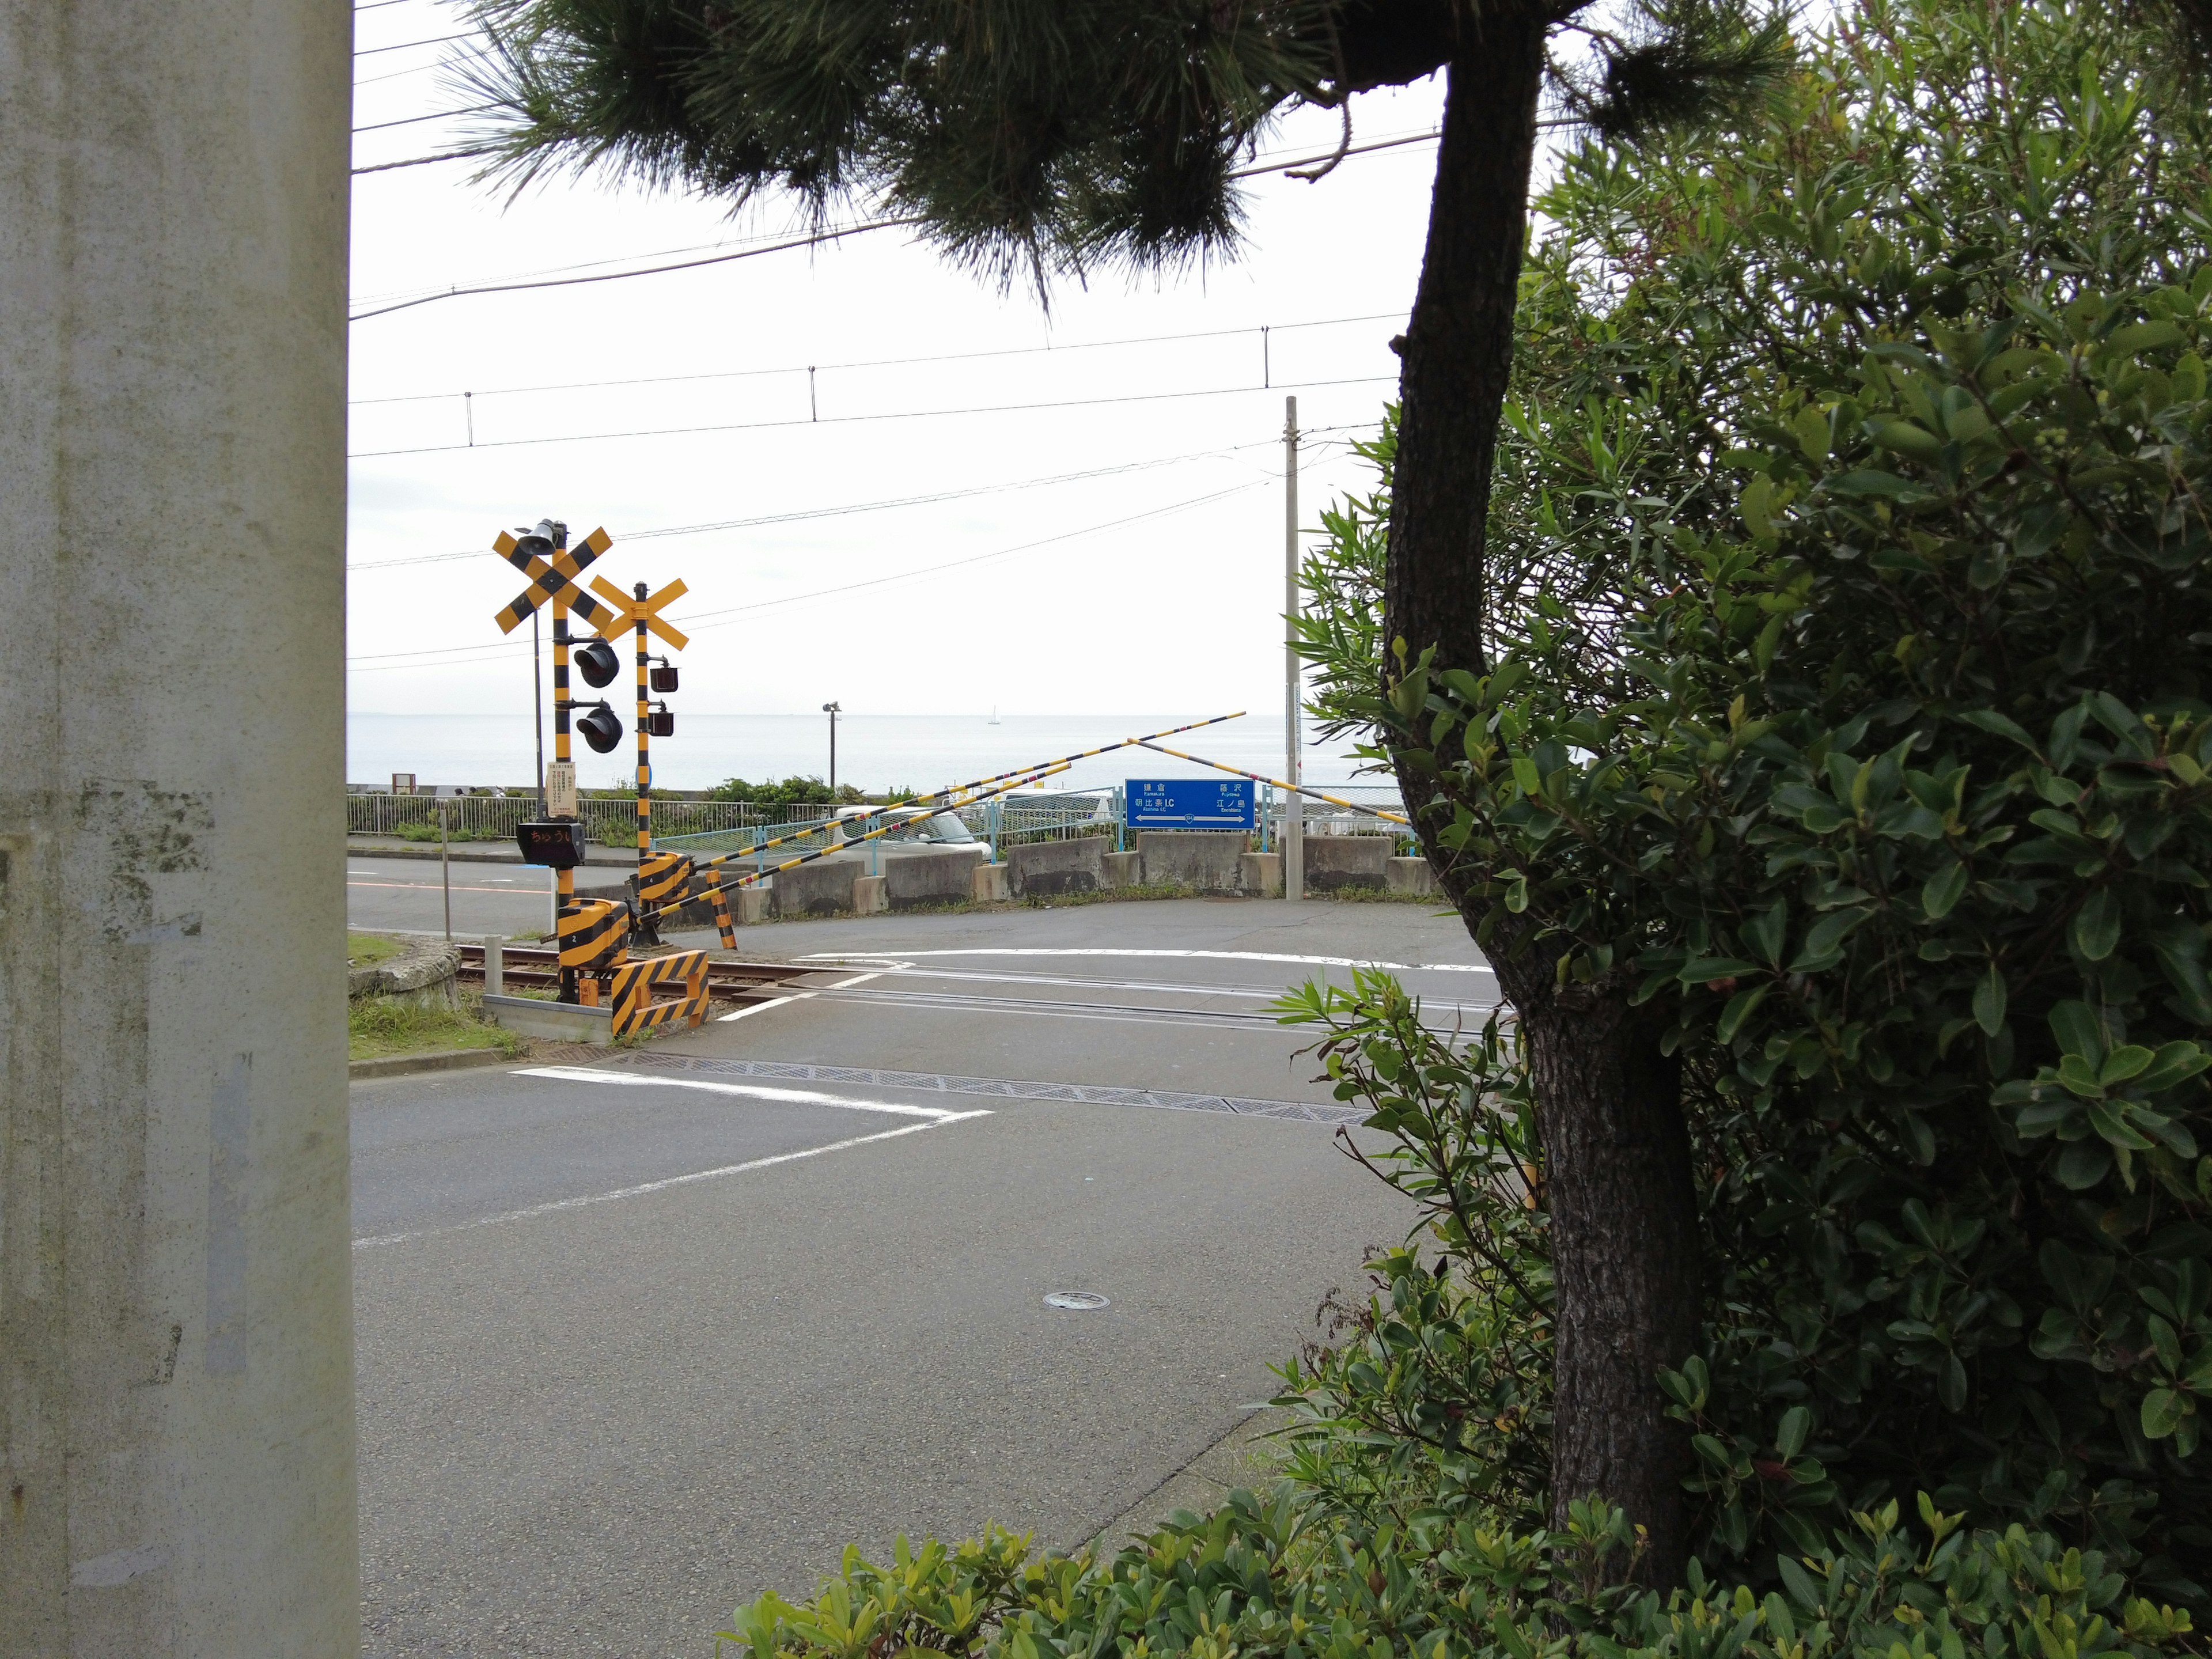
{"left": 1131, "top": 740, "right": 1411, "bottom": 825}
{"left": 683, "top": 711, "right": 1244, "bottom": 870}
{"left": 646, "top": 763, "right": 1072, "bottom": 927}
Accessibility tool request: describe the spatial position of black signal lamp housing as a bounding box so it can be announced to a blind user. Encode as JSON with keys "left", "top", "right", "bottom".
{"left": 577, "top": 702, "right": 624, "bottom": 753}
{"left": 574, "top": 638, "right": 621, "bottom": 688}
{"left": 516, "top": 820, "right": 586, "bottom": 868}
{"left": 645, "top": 703, "right": 675, "bottom": 738}
{"left": 649, "top": 661, "right": 679, "bottom": 694}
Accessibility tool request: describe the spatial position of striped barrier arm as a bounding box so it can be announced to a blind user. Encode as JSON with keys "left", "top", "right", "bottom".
{"left": 675, "top": 711, "right": 1245, "bottom": 869}
{"left": 1131, "top": 740, "right": 1411, "bottom": 825}
{"left": 661, "top": 763, "right": 1074, "bottom": 930}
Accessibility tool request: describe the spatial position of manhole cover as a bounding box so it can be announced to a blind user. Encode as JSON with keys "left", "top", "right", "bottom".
{"left": 1043, "top": 1291, "right": 1109, "bottom": 1311}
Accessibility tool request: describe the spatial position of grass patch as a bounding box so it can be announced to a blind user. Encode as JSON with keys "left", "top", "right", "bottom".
{"left": 348, "top": 988, "right": 522, "bottom": 1061}
{"left": 346, "top": 931, "right": 413, "bottom": 969}
{"left": 1310, "top": 884, "right": 1444, "bottom": 904}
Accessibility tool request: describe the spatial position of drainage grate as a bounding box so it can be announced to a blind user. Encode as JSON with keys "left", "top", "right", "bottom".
{"left": 1043, "top": 1291, "right": 1109, "bottom": 1311}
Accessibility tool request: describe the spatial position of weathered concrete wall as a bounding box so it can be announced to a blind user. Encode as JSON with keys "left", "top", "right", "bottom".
{"left": 972, "top": 862, "right": 1010, "bottom": 903}
{"left": 1007, "top": 836, "right": 1109, "bottom": 897}
{"left": 1240, "top": 852, "right": 1284, "bottom": 898}
{"left": 1388, "top": 857, "right": 1440, "bottom": 897}
{"left": 1135, "top": 832, "right": 1248, "bottom": 892}
{"left": 772, "top": 858, "right": 861, "bottom": 918}
{"left": 0, "top": 0, "right": 358, "bottom": 1650}
{"left": 1304, "top": 835, "right": 1392, "bottom": 893}
{"left": 1102, "top": 850, "right": 1142, "bottom": 888}
{"left": 884, "top": 847, "right": 986, "bottom": 910}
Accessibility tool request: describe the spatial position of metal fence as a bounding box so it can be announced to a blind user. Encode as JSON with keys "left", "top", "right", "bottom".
{"left": 348, "top": 792, "right": 843, "bottom": 846}
{"left": 347, "top": 779, "right": 1418, "bottom": 857}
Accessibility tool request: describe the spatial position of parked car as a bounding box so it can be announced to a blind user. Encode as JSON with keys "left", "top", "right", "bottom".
{"left": 829, "top": 805, "right": 976, "bottom": 846}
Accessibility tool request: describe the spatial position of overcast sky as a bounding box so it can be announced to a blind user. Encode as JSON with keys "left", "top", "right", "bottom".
{"left": 347, "top": 2, "right": 1449, "bottom": 732}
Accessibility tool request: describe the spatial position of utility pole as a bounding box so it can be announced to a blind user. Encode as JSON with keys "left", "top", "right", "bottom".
{"left": 1, "top": 1, "right": 357, "bottom": 1649}
{"left": 1284, "top": 395, "right": 1305, "bottom": 902}
{"left": 823, "top": 700, "right": 842, "bottom": 795}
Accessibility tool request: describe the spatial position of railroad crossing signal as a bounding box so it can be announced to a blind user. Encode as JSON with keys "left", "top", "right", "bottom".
{"left": 588, "top": 575, "right": 690, "bottom": 650}
{"left": 492, "top": 524, "right": 620, "bottom": 634}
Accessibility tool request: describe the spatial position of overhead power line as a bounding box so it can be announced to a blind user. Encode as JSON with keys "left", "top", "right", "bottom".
{"left": 346, "top": 130, "right": 1441, "bottom": 306}
{"left": 347, "top": 372, "right": 1395, "bottom": 460}
{"left": 350, "top": 445, "right": 1263, "bottom": 570}
{"left": 354, "top": 103, "right": 498, "bottom": 134}
{"left": 350, "top": 309, "right": 1401, "bottom": 407}
{"left": 355, "top": 30, "right": 474, "bottom": 54}
{"left": 346, "top": 478, "right": 1268, "bottom": 669}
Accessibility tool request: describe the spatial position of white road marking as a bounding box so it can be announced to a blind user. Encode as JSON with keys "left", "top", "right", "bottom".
{"left": 718, "top": 995, "right": 797, "bottom": 1022}
{"left": 714, "top": 970, "right": 880, "bottom": 1022}
{"left": 511, "top": 1064, "right": 956, "bottom": 1118}
{"left": 801, "top": 948, "right": 1493, "bottom": 974}
{"left": 354, "top": 1100, "right": 991, "bottom": 1250}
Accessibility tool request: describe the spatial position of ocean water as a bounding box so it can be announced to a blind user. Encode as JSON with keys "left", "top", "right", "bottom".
{"left": 347, "top": 711, "right": 1393, "bottom": 798}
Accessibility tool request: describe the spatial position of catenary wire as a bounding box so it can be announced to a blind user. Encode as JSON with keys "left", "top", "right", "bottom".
{"left": 355, "top": 103, "right": 499, "bottom": 133}
{"left": 343, "top": 432, "right": 1377, "bottom": 666}
{"left": 349, "top": 371, "right": 1395, "bottom": 460}
{"left": 350, "top": 309, "right": 1402, "bottom": 407}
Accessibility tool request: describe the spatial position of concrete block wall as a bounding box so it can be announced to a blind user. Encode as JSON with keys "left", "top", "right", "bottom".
{"left": 885, "top": 846, "right": 986, "bottom": 909}
{"left": 772, "top": 857, "right": 860, "bottom": 918}
{"left": 1134, "top": 831, "right": 1248, "bottom": 892}
{"left": 1303, "top": 835, "right": 1391, "bottom": 892}
{"left": 1007, "top": 836, "right": 1109, "bottom": 897}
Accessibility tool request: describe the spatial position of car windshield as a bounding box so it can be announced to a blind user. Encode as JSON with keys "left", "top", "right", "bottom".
{"left": 834, "top": 807, "right": 974, "bottom": 844}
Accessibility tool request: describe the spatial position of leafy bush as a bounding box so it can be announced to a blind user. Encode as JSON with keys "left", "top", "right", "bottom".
{"left": 706, "top": 775, "right": 840, "bottom": 806}
{"left": 721, "top": 1493, "right": 2197, "bottom": 1659}
{"left": 1290, "top": 0, "right": 2212, "bottom": 1596}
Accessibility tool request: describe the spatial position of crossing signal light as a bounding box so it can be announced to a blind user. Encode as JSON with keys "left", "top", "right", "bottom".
{"left": 650, "top": 661, "right": 679, "bottom": 694}
{"left": 577, "top": 701, "right": 624, "bottom": 753}
{"left": 645, "top": 703, "right": 675, "bottom": 738}
{"left": 574, "top": 638, "right": 620, "bottom": 688}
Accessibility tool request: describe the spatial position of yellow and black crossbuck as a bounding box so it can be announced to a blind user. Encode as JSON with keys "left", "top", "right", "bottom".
{"left": 492, "top": 525, "right": 620, "bottom": 635}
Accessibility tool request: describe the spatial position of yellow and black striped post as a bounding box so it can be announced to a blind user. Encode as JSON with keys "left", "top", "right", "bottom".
{"left": 588, "top": 574, "right": 690, "bottom": 949}
{"left": 486, "top": 520, "right": 616, "bottom": 1003}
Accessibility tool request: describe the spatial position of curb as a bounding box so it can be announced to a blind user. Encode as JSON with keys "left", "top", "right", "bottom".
{"left": 348, "top": 1047, "right": 515, "bottom": 1081}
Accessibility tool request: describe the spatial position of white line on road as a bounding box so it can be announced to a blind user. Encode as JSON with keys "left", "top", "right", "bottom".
{"left": 353, "top": 1107, "right": 991, "bottom": 1251}
{"left": 801, "top": 948, "right": 1494, "bottom": 974}
{"left": 511, "top": 1064, "right": 957, "bottom": 1117}
{"left": 715, "top": 970, "right": 881, "bottom": 1022}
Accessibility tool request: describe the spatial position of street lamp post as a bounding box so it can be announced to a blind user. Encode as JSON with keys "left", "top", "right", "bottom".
{"left": 823, "top": 700, "right": 841, "bottom": 795}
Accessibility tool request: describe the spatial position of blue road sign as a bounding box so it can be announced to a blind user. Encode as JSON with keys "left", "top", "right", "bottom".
{"left": 1126, "top": 777, "right": 1255, "bottom": 830}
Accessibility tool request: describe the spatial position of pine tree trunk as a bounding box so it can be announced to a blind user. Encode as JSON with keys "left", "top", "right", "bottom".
{"left": 1383, "top": 10, "right": 1700, "bottom": 1585}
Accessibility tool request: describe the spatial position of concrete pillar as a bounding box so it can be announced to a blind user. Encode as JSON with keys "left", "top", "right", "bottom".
{"left": 0, "top": 2, "right": 357, "bottom": 1654}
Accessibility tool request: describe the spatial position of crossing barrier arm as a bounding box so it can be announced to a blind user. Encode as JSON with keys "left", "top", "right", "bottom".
{"left": 1131, "top": 740, "right": 1411, "bottom": 825}
{"left": 678, "top": 711, "right": 1246, "bottom": 871}
{"left": 647, "top": 762, "right": 1074, "bottom": 930}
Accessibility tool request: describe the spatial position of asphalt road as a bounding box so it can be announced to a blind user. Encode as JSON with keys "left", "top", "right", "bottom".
{"left": 349, "top": 853, "right": 556, "bottom": 938}
{"left": 353, "top": 893, "right": 1490, "bottom": 1658}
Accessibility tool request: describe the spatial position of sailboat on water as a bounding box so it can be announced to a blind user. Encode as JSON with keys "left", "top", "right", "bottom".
{"left": 988, "top": 706, "right": 1000, "bottom": 725}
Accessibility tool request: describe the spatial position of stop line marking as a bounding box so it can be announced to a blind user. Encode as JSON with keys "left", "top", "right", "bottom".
{"left": 353, "top": 1067, "right": 988, "bottom": 1250}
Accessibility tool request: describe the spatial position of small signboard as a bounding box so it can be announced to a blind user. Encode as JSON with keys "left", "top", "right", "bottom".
{"left": 391, "top": 772, "right": 416, "bottom": 796}
{"left": 1126, "top": 777, "right": 1255, "bottom": 830}
{"left": 543, "top": 760, "right": 579, "bottom": 819}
